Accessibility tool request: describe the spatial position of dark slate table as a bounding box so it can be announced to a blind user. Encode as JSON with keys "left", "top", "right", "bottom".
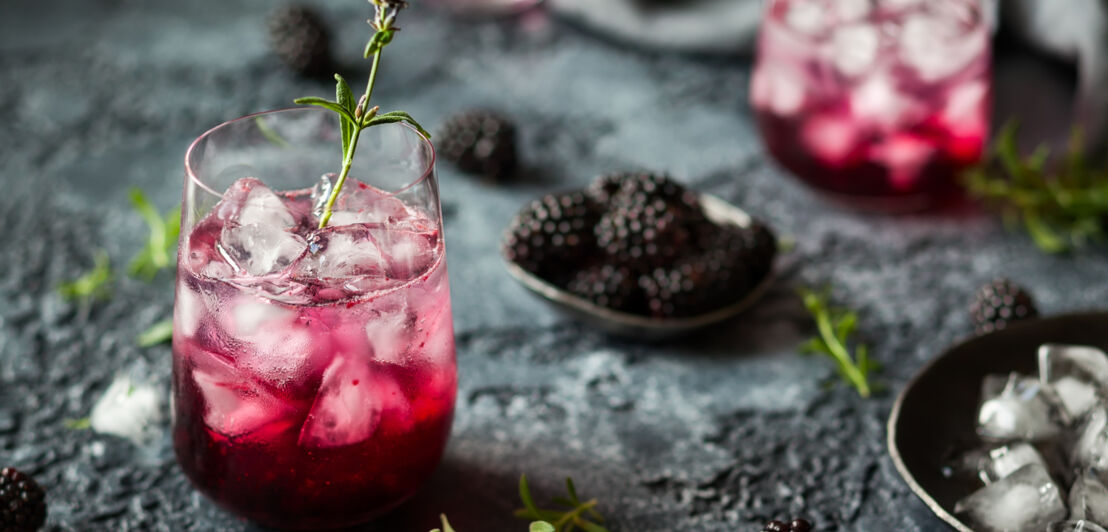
{"left": 0, "top": 1, "right": 1098, "bottom": 530}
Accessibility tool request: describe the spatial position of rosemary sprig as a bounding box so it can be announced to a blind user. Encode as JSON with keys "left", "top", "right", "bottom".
{"left": 64, "top": 417, "right": 91, "bottom": 430}
{"left": 964, "top": 121, "right": 1108, "bottom": 254}
{"left": 57, "top": 250, "right": 113, "bottom": 302}
{"left": 515, "top": 475, "right": 609, "bottom": 532}
{"left": 295, "top": 0, "right": 429, "bottom": 229}
{"left": 798, "top": 287, "right": 879, "bottom": 398}
{"left": 136, "top": 318, "right": 174, "bottom": 347}
{"left": 128, "top": 188, "right": 181, "bottom": 280}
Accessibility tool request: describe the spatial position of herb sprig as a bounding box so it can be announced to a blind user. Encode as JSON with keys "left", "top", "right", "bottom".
{"left": 964, "top": 122, "right": 1108, "bottom": 254}
{"left": 137, "top": 319, "right": 174, "bottom": 347}
{"left": 799, "top": 287, "right": 879, "bottom": 398}
{"left": 57, "top": 250, "right": 112, "bottom": 302}
{"left": 128, "top": 187, "right": 181, "bottom": 280}
{"left": 295, "top": 0, "right": 429, "bottom": 229}
{"left": 430, "top": 476, "right": 607, "bottom": 532}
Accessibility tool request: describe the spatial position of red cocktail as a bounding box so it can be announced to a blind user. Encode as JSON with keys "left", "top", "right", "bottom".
{"left": 751, "top": 0, "right": 992, "bottom": 209}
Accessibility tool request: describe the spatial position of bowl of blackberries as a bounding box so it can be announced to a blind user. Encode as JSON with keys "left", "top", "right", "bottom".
{"left": 501, "top": 172, "right": 777, "bottom": 338}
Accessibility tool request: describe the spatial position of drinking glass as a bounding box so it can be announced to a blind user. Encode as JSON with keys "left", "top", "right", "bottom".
{"left": 173, "top": 108, "right": 457, "bottom": 529}
{"left": 750, "top": 0, "right": 992, "bottom": 210}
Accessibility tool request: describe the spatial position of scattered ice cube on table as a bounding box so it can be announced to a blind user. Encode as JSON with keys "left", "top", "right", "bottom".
{"left": 982, "top": 443, "right": 1050, "bottom": 484}
{"left": 1070, "top": 469, "right": 1108, "bottom": 525}
{"left": 978, "top": 373, "right": 1061, "bottom": 442}
{"left": 831, "top": 23, "right": 880, "bottom": 78}
{"left": 298, "top": 357, "right": 410, "bottom": 449}
{"left": 955, "top": 464, "right": 1066, "bottom": 532}
{"left": 90, "top": 373, "right": 165, "bottom": 446}
{"left": 784, "top": 0, "right": 826, "bottom": 35}
{"left": 1050, "top": 521, "right": 1108, "bottom": 532}
{"left": 1072, "top": 408, "right": 1108, "bottom": 472}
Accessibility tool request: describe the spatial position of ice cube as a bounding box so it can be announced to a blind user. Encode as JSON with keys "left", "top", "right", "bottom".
{"left": 954, "top": 464, "right": 1066, "bottom": 532}
{"left": 1070, "top": 469, "right": 1108, "bottom": 525}
{"left": 831, "top": 23, "right": 880, "bottom": 78}
{"left": 89, "top": 373, "right": 165, "bottom": 445}
{"left": 800, "top": 112, "right": 862, "bottom": 168}
{"left": 898, "top": 12, "right": 985, "bottom": 82}
{"left": 297, "top": 225, "right": 388, "bottom": 280}
{"left": 365, "top": 308, "right": 414, "bottom": 366}
{"left": 219, "top": 223, "right": 307, "bottom": 277}
{"left": 834, "top": 0, "right": 872, "bottom": 22}
{"left": 784, "top": 0, "right": 826, "bottom": 35}
{"left": 298, "top": 357, "right": 411, "bottom": 449}
{"left": 224, "top": 298, "right": 332, "bottom": 390}
{"left": 371, "top": 225, "right": 438, "bottom": 281}
{"left": 849, "top": 73, "right": 923, "bottom": 130}
{"left": 1072, "top": 408, "right": 1108, "bottom": 471}
{"left": 175, "top": 283, "right": 204, "bottom": 338}
{"left": 217, "top": 177, "right": 297, "bottom": 230}
{"left": 869, "top": 133, "right": 935, "bottom": 191}
{"left": 977, "top": 374, "right": 1061, "bottom": 442}
{"left": 1041, "top": 344, "right": 1108, "bottom": 392}
{"left": 1050, "top": 521, "right": 1108, "bottom": 532}
{"left": 1053, "top": 376, "right": 1100, "bottom": 422}
{"left": 940, "top": 80, "right": 989, "bottom": 162}
{"left": 981, "top": 443, "right": 1050, "bottom": 484}
{"left": 191, "top": 348, "right": 295, "bottom": 439}
{"left": 312, "top": 176, "right": 413, "bottom": 227}
{"left": 750, "top": 63, "right": 807, "bottom": 117}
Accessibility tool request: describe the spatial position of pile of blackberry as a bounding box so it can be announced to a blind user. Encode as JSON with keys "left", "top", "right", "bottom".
{"left": 503, "top": 172, "right": 777, "bottom": 319}
{"left": 0, "top": 467, "right": 46, "bottom": 532}
{"left": 762, "top": 518, "right": 813, "bottom": 532}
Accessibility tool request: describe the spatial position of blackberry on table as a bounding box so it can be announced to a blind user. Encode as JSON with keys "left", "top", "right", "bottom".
{"left": 762, "top": 518, "right": 814, "bottom": 532}
{"left": 502, "top": 191, "right": 601, "bottom": 284}
{"left": 0, "top": 467, "right": 46, "bottom": 532}
{"left": 438, "top": 109, "right": 518, "bottom": 180}
{"left": 267, "top": 5, "right": 333, "bottom": 78}
{"left": 969, "top": 278, "right": 1038, "bottom": 334}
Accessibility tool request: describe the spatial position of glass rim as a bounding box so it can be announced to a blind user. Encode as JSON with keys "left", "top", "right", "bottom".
{"left": 184, "top": 107, "right": 437, "bottom": 199}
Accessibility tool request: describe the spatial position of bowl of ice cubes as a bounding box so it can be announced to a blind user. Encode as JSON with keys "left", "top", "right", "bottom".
{"left": 889, "top": 312, "right": 1108, "bottom": 532}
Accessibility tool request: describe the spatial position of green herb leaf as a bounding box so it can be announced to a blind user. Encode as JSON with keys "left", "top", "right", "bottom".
{"left": 127, "top": 188, "right": 180, "bottom": 280}
{"left": 798, "top": 287, "right": 877, "bottom": 398}
{"left": 137, "top": 319, "right": 174, "bottom": 347}
{"left": 254, "top": 116, "right": 290, "bottom": 148}
{"left": 335, "top": 74, "right": 356, "bottom": 158}
{"left": 293, "top": 97, "right": 356, "bottom": 124}
{"left": 515, "top": 475, "right": 609, "bottom": 532}
{"left": 963, "top": 120, "right": 1108, "bottom": 253}
{"left": 57, "top": 250, "right": 112, "bottom": 302}
{"left": 64, "top": 417, "right": 91, "bottom": 430}
{"left": 365, "top": 111, "right": 432, "bottom": 138}
{"left": 430, "top": 514, "right": 456, "bottom": 532}
{"left": 530, "top": 523, "right": 556, "bottom": 532}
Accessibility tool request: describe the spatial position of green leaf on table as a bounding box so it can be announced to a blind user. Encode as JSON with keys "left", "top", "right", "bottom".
{"left": 963, "top": 120, "right": 1108, "bottom": 254}
{"left": 137, "top": 319, "right": 174, "bottom": 347}
{"left": 530, "top": 522, "right": 556, "bottom": 532}
{"left": 64, "top": 417, "right": 91, "bottom": 430}
{"left": 57, "top": 250, "right": 112, "bottom": 302}
{"left": 429, "top": 514, "right": 456, "bottom": 532}
{"left": 128, "top": 188, "right": 180, "bottom": 280}
{"left": 798, "top": 286, "right": 878, "bottom": 398}
{"left": 515, "top": 475, "right": 609, "bottom": 532}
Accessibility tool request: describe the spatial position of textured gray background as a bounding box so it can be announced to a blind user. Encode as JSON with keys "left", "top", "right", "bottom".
{"left": 0, "top": 0, "right": 1100, "bottom": 530}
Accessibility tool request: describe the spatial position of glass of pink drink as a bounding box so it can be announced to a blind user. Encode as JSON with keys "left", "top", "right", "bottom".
{"left": 174, "top": 108, "right": 456, "bottom": 530}
{"left": 750, "top": 0, "right": 992, "bottom": 210}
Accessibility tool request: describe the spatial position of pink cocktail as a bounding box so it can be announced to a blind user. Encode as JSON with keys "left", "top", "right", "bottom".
{"left": 173, "top": 109, "right": 456, "bottom": 530}
{"left": 750, "top": 0, "right": 992, "bottom": 209}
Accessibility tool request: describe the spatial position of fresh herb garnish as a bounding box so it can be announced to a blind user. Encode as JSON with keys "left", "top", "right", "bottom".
{"left": 964, "top": 122, "right": 1108, "bottom": 254}
{"left": 799, "top": 287, "right": 879, "bottom": 398}
{"left": 430, "top": 514, "right": 457, "bottom": 532}
{"left": 64, "top": 417, "right": 91, "bottom": 430}
{"left": 295, "top": 0, "right": 429, "bottom": 229}
{"left": 136, "top": 319, "right": 174, "bottom": 347}
{"left": 515, "top": 475, "right": 609, "bottom": 532}
{"left": 128, "top": 187, "right": 181, "bottom": 280}
{"left": 57, "top": 250, "right": 113, "bottom": 302}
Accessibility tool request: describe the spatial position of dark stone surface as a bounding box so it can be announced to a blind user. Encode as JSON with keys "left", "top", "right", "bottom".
{"left": 0, "top": 1, "right": 1100, "bottom": 531}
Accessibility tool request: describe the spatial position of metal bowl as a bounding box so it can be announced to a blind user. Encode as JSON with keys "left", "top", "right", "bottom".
{"left": 501, "top": 193, "right": 776, "bottom": 340}
{"left": 887, "top": 312, "right": 1108, "bottom": 531}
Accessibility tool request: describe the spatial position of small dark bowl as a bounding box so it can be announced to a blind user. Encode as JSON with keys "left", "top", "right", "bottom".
{"left": 888, "top": 312, "right": 1108, "bottom": 531}
{"left": 502, "top": 193, "right": 776, "bottom": 340}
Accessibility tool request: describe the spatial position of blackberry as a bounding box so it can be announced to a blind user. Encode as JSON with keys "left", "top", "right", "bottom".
{"left": 502, "top": 192, "right": 601, "bottom": 284}
{"left": 594, "top": 173, "right": 704, "bottom": 269}
{"left": 438, "top": 109, "right": 518, "bottom": 180}
{"left": 762, "top": 518, "right": 813, "bottom": 532}
{"left": 566, "top": 264, "right": 641, "bottom": 313}
{"left": 267, "top": 5, "right": 333, "bottom": 78}
{"left": 969, "top": 278, "right": 1038, "bottom": 334}
{"left": 0, "top": 467, "right": 46, "bottom": 532}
